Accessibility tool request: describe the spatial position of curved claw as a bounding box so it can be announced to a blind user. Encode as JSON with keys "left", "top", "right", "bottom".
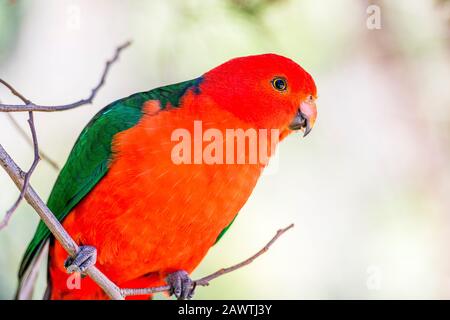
{"left": 166, "top": 270, "right": 196, "bottom": 300}
{"left": 64, "top": 245, "right": 97, "bottom": 274}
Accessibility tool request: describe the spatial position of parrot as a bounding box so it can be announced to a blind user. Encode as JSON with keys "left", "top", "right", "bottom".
{"left": 15, "top": 53, "right": 317, "bottom": 300}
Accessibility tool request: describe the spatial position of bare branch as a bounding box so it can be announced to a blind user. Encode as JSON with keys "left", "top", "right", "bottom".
{"left": 5, "top": 113, "right": 59, "bottom": 170}
{"left": 0, "top": 144, "right": 124, "bottom": 300}
{"left": 121, "top": 224, "right": 294, "bottom": 297}
{"left": 0, "top": 41, "right": 131, "bottom": 112}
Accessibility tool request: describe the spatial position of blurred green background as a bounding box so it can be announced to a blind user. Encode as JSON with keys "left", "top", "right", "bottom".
{"left": 0, "top": 0, "right": 449, "bottom": 299}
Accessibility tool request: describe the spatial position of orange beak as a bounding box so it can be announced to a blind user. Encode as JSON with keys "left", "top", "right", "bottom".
{"left": 289, "top": 97, "right": 317, "bottom": 137}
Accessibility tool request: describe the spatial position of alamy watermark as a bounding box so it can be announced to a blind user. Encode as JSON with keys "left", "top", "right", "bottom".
{"left": 171, "top": 120, "right": 280, "bottom": 166}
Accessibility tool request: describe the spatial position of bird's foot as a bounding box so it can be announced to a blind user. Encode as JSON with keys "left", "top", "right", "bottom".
{"left": 64, "top": 245, "right": 97, "bottom": 275}
{"left": 166, "top": 270, "right": 196, "bottom": 300}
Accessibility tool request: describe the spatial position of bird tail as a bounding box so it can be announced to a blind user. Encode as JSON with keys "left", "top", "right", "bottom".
{"left": 14, "top": 241, "right": 49, "bottom": 300}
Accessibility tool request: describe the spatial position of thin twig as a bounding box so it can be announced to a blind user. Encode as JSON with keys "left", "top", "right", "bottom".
{"left": 6, "top": 113, "right": 59, "bottom": 170}
{"left": 0, "top": 41, "right": 131, "bottom": 112}
{"left": 121, "top": 224, "right": 294, "bottom": 297}
{"left": 0, "top": 79, "right": 31, "bottom": 104}
{"left": 0, "top": 112, "right": 40, "bottom": 230}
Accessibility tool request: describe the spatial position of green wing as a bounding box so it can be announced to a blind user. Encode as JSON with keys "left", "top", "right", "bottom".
{"left": 18, "top": 78, "right": 202, "bottom": 279}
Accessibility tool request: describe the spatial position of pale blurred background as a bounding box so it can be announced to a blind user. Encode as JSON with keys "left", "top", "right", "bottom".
{"left": 0, "top": 0, "right": 449, "bottom": 299}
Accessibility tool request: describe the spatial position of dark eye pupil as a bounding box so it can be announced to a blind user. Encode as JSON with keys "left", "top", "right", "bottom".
{"left": 273, "top": 78, "right": 286, "bottom": 91}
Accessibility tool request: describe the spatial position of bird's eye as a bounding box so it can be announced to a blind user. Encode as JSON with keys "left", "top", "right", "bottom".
{"left": 271, "top": 77, "right": 287, "bottom": 91}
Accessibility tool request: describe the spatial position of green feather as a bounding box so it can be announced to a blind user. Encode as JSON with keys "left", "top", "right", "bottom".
{"left": 18, "top": 77, "right": 201, "bottom": 279}
{"left": 214, "top": 215, "right": 237, "bottom": 244}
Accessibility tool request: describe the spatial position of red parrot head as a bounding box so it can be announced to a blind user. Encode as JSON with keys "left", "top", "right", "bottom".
{"left": 202, "top": 53, "right": 317, "bottom": 137}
